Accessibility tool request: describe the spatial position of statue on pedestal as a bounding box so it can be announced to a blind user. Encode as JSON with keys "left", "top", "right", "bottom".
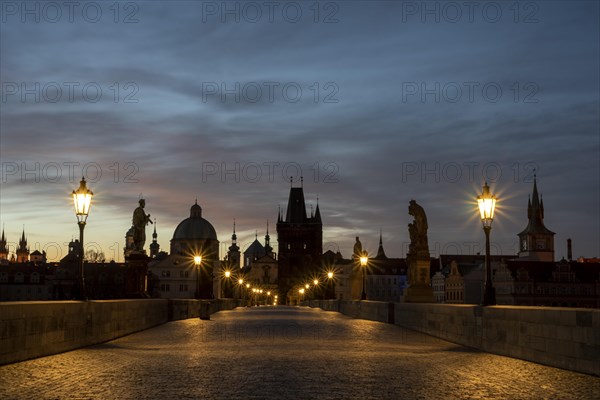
{"left": 127, "top": 198, "right": 152, "bottom": 298}
{"left": 132, "top": 198, "right": 152, "bottom": 254}
{"left": 405, "top": 199, "right": 434, "bottom": 302}
{"left": 352, "top": 236, "right": 363, "bottom": 259}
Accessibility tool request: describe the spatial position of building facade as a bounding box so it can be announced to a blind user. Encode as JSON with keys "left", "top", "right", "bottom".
{"left": 276, "top": 182, "right": 322, "bottom": 302}
{"left": 148, "top": 201, "right": 219, "bottom": 299}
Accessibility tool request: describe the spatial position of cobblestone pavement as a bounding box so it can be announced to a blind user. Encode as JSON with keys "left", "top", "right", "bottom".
{"left": 1, "top": 306, "right": 599, "bottom": 399}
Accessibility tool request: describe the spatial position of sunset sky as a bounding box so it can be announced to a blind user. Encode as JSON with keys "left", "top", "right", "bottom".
{"left": 1, "top": 1, "right": 598, "bottom": 262}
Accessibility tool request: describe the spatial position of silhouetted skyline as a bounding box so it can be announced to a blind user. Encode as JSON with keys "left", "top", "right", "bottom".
{"left": 1, "top": 1, "right": 598, "bottom": 261}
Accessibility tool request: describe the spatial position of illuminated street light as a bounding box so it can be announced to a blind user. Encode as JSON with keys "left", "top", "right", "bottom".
{"left": 326, "top": 270, "right": 335, "bottom": 299}
{"left": 477, "top": 182, "right": 497, "bottom": 306}
{"left": 72, "top": 177, "right": 93, "bottom": 300}
{"left": 222, "top": 269, "right": 232, "bottom": 298}
{"left": 194, "top": 255, "right": 202, "bottom": 299}
{"left": 360, "top": 255, "right": 368, "bottom": 300}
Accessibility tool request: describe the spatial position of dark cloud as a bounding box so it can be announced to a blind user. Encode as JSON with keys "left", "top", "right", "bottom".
{"left": 1, "top": 1, "right": 598, "bottom": 261}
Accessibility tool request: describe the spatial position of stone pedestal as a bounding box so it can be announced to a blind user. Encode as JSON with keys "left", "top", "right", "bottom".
{"left": 125, "top": 252, "right": 150, "bottom": 298}
{"left": 405, "top": 259, "right": 434, "bottom": 303}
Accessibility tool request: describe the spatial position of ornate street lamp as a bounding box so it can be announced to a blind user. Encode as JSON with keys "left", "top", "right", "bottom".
{"left": 238, "top": 278, "right": 244, "bottom": 300}
{"left": 360, "top": 255, "right": 368, "bottom": 300}
{"left": 222, "top": 269, "right": 231, "bottom": 298}
{"left": 72, "top": 177, "right": 93, "bottom": 300}
{"left": 194, "top": 255, "right": 202, "bottom": 299}
{"left": 477, "top": 182, "right": 497, "bottom": 306}
{"left": 326, "top": 271, "right": 335, "bottom": 299}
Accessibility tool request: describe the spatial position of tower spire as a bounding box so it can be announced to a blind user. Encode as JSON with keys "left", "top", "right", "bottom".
{"left": 518, "top": 172, "right": 555, "bottom": 261}
{"left": 376, "top": 228, "right": 387, "bottom": 259}
{"left": 264, "top": 220, "right": 272, "bottom": 255}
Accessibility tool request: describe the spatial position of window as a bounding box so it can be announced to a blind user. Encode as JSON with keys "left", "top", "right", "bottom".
{"left": 15, "top": 272, "right": 24, "bottom": 283}
{"left": 31, "top": 273, "right": 40, "bottom": 283}
{"left": 160, "top": 284, "right": 171, "bottom": 292}
{"left": 0, "top": 272, "right": 8, "bottom": 283}
{"left": 179, "top": 284, "right": 188, "bottom": 292}
{"left": 162, "top": 271, "right": 171, "bottom": 278}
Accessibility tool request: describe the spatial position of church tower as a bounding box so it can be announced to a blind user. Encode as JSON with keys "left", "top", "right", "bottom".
{"left": 0, "top": 228, "right": 8, "bottom": 260}
{"left": 518, "top": 174, "right": 555, "bottom": 261}
{"left": 276, "top": 178, "right": 323, "bottom": 301}
{"left": 149, "top": 219, "right": 160, "bottom": 258}
{"left": 375, "top": 230, "right": 388, "bottom": 259}
{"left": 264, "top": 221, "right": 273, "bottom": 257}
{"left": 16, "top": 228, "right": 29, "bottom": 263}
{"left": 227, "top": 220, "right": 241, "bottom": 269}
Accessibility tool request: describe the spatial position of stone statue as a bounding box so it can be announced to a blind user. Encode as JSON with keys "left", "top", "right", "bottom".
{"left": 132, "top": 199, "right": 152, "bottom": 253}
{"left": 405, "top": 200, "right": 434, "bottom": 302}
{"left": 352, "top": 236, "right": 363, "bottom": 259}
{"left": 408, "top": 199, "right": 429, "bottom": 258}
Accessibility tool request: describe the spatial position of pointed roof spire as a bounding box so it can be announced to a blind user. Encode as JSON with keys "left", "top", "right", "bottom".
{"left": 376, "top": 229, "right": 387, "bottom": 259}
{"left": 314, "top": 202, "right": 322, "bottom": 223}
{"left": 255, "top": 230, "right": 258, "bottom": 240}
{"left": 518, "top": 172, "right": 554, "bottom": 237}
{"left": 152, "top": 218, "right": 157, "bottom": 239}
{"left": 300, "top": 176, "right": 304, "bottom": 188}
{"left": 310, "top": 204, "right": 314, "bottom": 218}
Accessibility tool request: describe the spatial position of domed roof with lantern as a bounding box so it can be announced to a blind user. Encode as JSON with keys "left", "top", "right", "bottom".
{"left": 172, "top": 200, "right": 218, "bottom": 241}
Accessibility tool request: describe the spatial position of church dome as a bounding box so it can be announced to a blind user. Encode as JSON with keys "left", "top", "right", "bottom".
{"left": 172, "top": 201, "right": 218, "bottom": 241}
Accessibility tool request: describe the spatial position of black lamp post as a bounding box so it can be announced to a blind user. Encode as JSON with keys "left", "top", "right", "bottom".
{"left": 477, "top": 182, "right": 497, "bottom": 306}
{"left": 327, "top": 271, "right": 335, "bottom": 299}
{"left": 194, "top": 255, "right": 202, "bottom": 299}
{"left": 238, "top": 278, "right": 244, "bottom": 300}
{"left": 360, "top": 255, "right": 368, "bottom": 300}
{"left": 222, "top": 269, "right": 231, "bottom": 298}
{"left": 72, "top": 177, "right": 93, "bottom": 300}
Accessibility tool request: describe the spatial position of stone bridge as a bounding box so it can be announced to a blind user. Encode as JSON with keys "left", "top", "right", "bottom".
{"left": 0, "top": 301, "right": 598, "bottom": 399}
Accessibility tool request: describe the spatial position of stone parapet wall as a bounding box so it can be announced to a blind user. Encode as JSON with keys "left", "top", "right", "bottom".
{"left": 304, "top": 300, "right": 599, "bottom": 376}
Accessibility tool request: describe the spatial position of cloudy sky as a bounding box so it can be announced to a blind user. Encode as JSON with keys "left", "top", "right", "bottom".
{"left": 1, "top": 1, "right": 598, "bottom": 262}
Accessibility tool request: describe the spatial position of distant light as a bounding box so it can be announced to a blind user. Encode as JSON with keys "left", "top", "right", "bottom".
{"left": 360, "top": 256, "right": 368, "bottom": 267}
{"left": 194, "top": 255, "right": 202, "bottom": 266}
{"left": 327, "top": 272, "right": 333, "bottom": 279}
{"left": 313, "top": 279, "right": 319, "bottom": 286}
